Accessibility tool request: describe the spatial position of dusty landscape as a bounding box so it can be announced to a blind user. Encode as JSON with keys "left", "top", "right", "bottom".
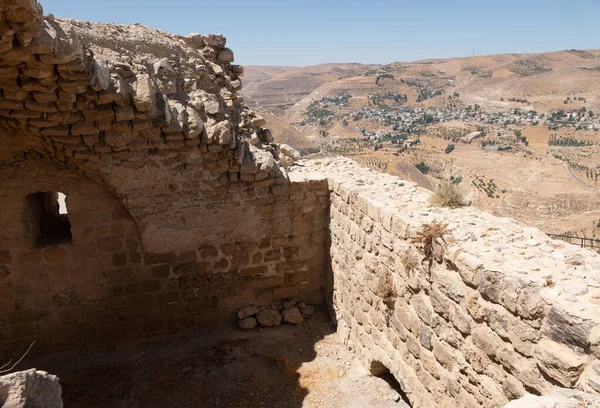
{"left": 243, "top": 51, "right": 600, "bottom": 241}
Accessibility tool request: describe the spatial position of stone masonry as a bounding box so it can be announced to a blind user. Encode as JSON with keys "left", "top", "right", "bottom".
{"left": 292, "top": 158, "right": 600, "bottom": 408}
{"left": 0, "top": 1, "right": 327, "bottom": 353}
{"left": 1, "top": 2, "right": 600, "bottom": 407}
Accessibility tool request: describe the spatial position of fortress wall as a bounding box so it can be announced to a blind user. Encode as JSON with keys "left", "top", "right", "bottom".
{"left": 0, "top": 1, "right": 328, "bottom": 351}
{"left": 0, "top": 160, "right": 328, "bottom": 353}
{"left": 292, "top": 158, "right": 600, "bottom": 408}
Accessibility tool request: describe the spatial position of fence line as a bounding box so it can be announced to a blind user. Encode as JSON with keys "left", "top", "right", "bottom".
{"left": 547, "top": 233, "right": 600, "bottom": 251}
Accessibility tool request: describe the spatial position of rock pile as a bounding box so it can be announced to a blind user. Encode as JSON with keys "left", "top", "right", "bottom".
{"left": 237, "top": 300, "right": 316, "bottom": 330}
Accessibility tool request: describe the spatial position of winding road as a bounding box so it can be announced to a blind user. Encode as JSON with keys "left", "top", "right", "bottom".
{"left": 563, "top": 163, "right": 595, "bottom": 191}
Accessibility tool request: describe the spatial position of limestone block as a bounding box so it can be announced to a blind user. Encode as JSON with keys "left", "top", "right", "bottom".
{"left": 202, "top": 34, "right": 226, "bottom": 49}
{"left": 185, "top": 33, "right": 204, "bottom": 49}
{"left": 237, "top": 305, "right": 259, "bottom": 320}
{"left": 218, "top": 48, "right": 234, "bottom": 63}
{"left": 130, "top": 73, "right": 155, "bottom": 112}
{"left": 534, "top": 339, "right": 585, "bottom": 387}
{"left": 206, "top": 61, "right": 223, "bottom": 76}
{"left": 471, "top": 325, "right": 501, "bottom": 359}
{"left": 207, "top": 120, "right": 232, "bottom": 146}
{"left": 58, "top": 78, "right": 87, "bottom": 94}
{"left": 282, "top": 307, "right": 304, "bottom": 324}
{"left": 0, "top": 369, "right": 63, "bottom": 408}
{"left": 200, "top": 46, "right": 217, "bottom": 61}
{"left": 115, "top": 105, "right": 135, "bottom": 122}
{"left": 412, "top": 292, "right": 435, "bottom": 327}
{"left": 184, "top": 106, "right": 204, "bottom": 139}
{"left": 0, "top": 65, "right": 20, "bottom": 78}
{"left": 256, "top": 309, "right": 282, "bottom": 327}
{"left": 90, "top": 59, "right": 109, "bottom": 91}
{"left": 71, "top": 121, "right": 99, "bottom": 136}
{"left": 26, "top": 19, "right": 56, "bottom": 54}
{"left": 238, "top": 317, "right": 257, "bottom": 330}
{"left": 542, "top": 306, "right": 592, "bottom": 352}
{"left": 37, "top": 21, "right": 83, "bottom": 64}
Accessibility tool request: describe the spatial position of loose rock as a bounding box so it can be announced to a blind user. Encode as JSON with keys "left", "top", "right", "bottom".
{"left": 237, "top": 305, "right": 259, "bottom": 320}
{"left": 256, "top": 309, "right": 282, "bottom": 327}
{"left": 282, "top": 307, "right": 304, "bottom": 324}
{"left": 238, "top": 317, "right": 257, "bottom": 330}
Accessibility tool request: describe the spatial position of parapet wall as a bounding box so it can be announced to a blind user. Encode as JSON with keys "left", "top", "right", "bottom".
{"left": 292, "top": 158, "right": 600, "bottom": 408}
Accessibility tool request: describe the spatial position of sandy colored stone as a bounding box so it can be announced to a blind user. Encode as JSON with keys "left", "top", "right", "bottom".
{"left": 238, "top": 317, "right": 258, "bottom": 330}
{"left": 237, "top": 305, "right": 259, "bottom": 320}
{"left": 256, "top": 309, "right": 282, "bottom": 327}
{"left": 282, "top": 307, "right": 304, "bottom": 324}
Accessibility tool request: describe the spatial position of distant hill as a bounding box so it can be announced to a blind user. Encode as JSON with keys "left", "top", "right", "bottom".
{"left": 257, "top": 110, "right": 319, "bottom": 155}
{"left": 241, "top": 49, "right": 600, "bottom": 238}
{"left": 242, "top": 63, "right": 379, "bottom": 111}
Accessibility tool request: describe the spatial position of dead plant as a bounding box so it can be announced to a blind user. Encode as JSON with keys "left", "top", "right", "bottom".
{"left": 377, "top": 273, "right": 397, "bottom": 325}
{"left": 0, "top": 340, "right": 35, "bottom": 374}
{"left": 411, "top": 220, "right": 450, "bottom": 272}
{"left": 400, "top": 253, "right": 416, "bottom": 275}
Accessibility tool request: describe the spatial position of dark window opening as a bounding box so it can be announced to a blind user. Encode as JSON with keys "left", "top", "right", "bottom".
{"left": 27, "top": 192, "right": 72, "bottom": 247}
{"left": 369, "top": 360, "right": 411, "bottom": 406}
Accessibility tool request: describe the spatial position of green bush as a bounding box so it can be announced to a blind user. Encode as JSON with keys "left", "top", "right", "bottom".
{"left": 415, "top": 162, "right": 430, "bottom": 174}
{"left": 430, "top": 182, "right": 466, "bottom": 209}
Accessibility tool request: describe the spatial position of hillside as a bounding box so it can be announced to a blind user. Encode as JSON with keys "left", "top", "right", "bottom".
{"left": 242, "top": 49, "right": 600, "bottom": 239}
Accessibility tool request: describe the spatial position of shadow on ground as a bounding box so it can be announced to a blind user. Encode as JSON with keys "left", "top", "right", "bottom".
{"left": 23, "top": 311, "right": 335, "bottom": 408}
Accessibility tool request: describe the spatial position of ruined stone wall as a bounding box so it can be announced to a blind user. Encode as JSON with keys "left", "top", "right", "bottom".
{"left": 0, "top": 158, "right": 327, "bottom": 352}
{"left": 293, "top": 158, "right": 600, "bottom": 408}
{"left": 0, "top": 1, "right": 328, "bottom": 352}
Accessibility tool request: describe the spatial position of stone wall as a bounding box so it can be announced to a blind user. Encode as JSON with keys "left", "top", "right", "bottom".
{"left": 0, "top": 1, "right": 328, "bottom": 353}
{"left": 292, "top": 158, "right": 600, "bottom": 408}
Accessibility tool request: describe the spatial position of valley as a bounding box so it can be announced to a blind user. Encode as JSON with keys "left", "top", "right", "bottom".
{"left": 242, "top": 50, "right": 600, "bottom": 240}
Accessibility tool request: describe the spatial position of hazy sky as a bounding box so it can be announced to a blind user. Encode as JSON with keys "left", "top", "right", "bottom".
{"left": 41, "top": 0, "right": 600, "bottom": 66}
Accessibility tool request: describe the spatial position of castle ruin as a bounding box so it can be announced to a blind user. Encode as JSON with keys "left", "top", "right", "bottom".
{"left": 0, "top": 1, "right": 599, "bottom": 407}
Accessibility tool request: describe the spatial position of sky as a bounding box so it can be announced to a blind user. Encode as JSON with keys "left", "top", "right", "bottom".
{"left": 41, "top": 0, "right": 600, "bottom": 67}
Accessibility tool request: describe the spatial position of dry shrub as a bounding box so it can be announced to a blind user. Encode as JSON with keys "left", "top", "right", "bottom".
{"left": 377, "top": 273, "right": 397, "bottom": 323}
{"left": 400, "top": 253, "right": 416, "bottom": 275}
{"left": 411, "top": 220, "right": 450, "bottom": 271}
{"left": 430, "top": 182, "right": 465, "bottom": 209}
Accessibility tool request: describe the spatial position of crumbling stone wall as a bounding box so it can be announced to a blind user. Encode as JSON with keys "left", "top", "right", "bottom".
{"left": 292, "top": 158, "right": 600, "bottom": 408}
{"left": 0, "top": 1, "right": 328, "bottom": 352}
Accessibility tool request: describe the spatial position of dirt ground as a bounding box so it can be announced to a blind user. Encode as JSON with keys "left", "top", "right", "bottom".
{"left": 21, "top": 310, "right": 409, "bottom": 408}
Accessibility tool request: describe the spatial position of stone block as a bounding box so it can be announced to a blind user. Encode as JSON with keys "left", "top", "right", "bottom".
{"left": 43, "top": 247, "right": 69, "bottom": 262}
{"left": 534, "top": 339, "right": 585, "bottom": 387}
{"left": 273, "top": 286, "right": 299, "bottom": 300}
{"left": 145, "top": 252, "right": 176, "bottom": 265}
{"left": 69, "top": 242, "right": 97, "bottom": 260}
{"left": 542, "top": 306, "right": 592, "bottom": 353}
{"left": 141, "top": 280, "right": 162, "bottom": 293}
{"left": 239, "top": 266, "right": 267, "bottom": 277}
{"left": 0, "top": 369, "right": 63, "bottom": 408}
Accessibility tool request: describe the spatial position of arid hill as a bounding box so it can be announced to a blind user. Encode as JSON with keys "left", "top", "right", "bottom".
{"left": 242, "top": 49, "right": 600, "bottom": 239}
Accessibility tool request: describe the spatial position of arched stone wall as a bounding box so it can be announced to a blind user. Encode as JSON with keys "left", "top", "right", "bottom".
{"left": 0, "top": 1, "right": 329, "bottom": 352}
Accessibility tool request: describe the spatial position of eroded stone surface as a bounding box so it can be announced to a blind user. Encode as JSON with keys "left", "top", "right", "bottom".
{"left": 0, "top": 369, "right": 63, "bottom": 408}
{"left": 291, "top": 157, "right": 600, "bottom": 408}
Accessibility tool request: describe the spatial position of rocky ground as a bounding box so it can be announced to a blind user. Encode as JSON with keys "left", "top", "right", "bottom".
{"left": 21, "top": 310, "right": 409, "bottom": 408}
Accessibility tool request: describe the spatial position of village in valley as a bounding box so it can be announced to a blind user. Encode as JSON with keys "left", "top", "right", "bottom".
{"left": 243, "top": 52, "right": 600, "bottom": 240}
